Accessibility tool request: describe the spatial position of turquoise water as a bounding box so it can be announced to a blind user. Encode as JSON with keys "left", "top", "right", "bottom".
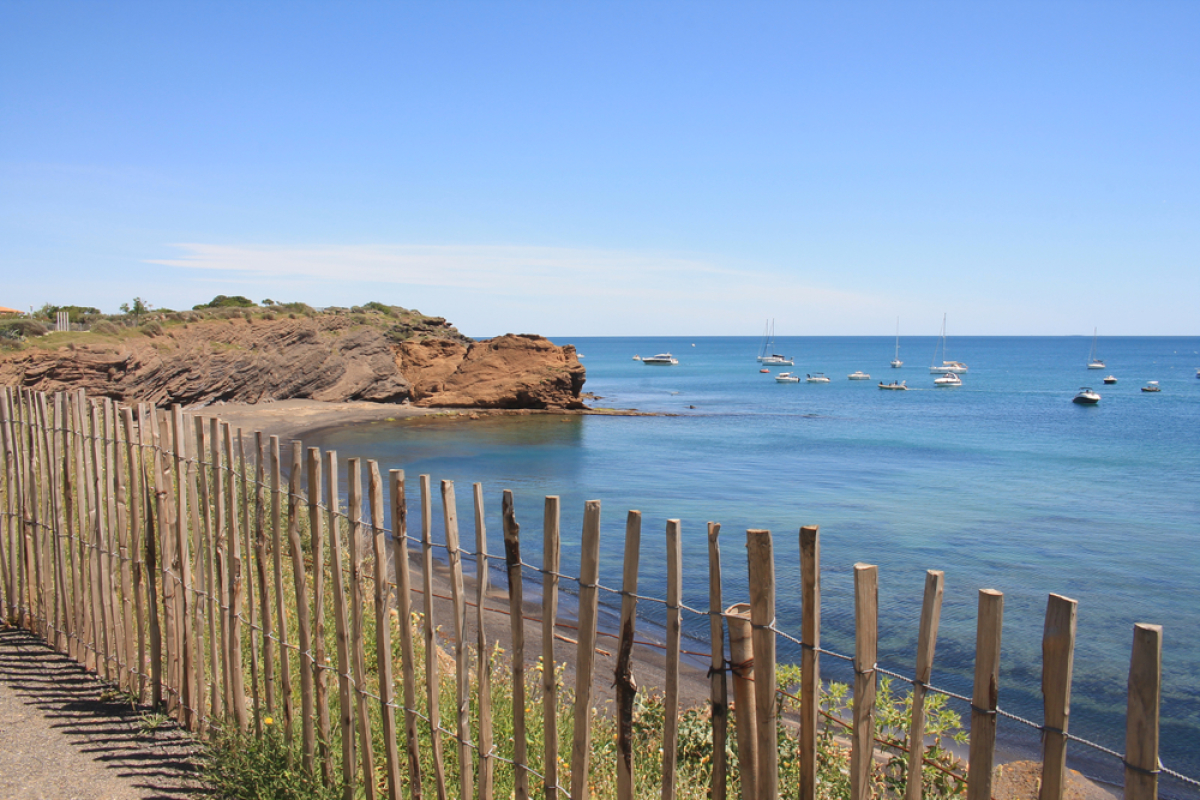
{"left": 306, "top": 335, "right": 1200, "bottom": 790}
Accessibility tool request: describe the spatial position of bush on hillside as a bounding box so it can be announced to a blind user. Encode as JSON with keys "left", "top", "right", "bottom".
{"left": 1, "top": 319, "right": 48, "bottom": 338}
{"left": 194, "top": 294, "right": 257, "bottom": 310}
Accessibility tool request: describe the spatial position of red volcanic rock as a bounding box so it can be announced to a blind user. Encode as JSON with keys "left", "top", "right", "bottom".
{"left": 407, "top": 334, "right": 586, "bottom": 410}
{"left": 0, "top": 316, "right": 586, "bottom": 410}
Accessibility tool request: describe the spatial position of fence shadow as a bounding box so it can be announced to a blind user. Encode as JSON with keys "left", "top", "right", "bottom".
{"left": 0, "top": 626, "right": 206, "bottom": 800}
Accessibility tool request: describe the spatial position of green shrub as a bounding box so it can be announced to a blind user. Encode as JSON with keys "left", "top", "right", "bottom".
{"left": 203, "top": 720, "right": 338, "bottom": 800}
{"left": 194, "top": 294, "right": 257, "bottom": 310}
{"left": 0, "top": 319, "right": 47, "bottom": 338}
{"left": 92, "top": 321, "right": 121, "bottom": 335}
{"left": 363, "top": 301, "right": 399, "bottom": 316}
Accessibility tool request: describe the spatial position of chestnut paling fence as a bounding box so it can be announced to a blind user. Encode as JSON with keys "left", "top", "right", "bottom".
{"left": 0, "top": 385, "right": 1195, "bottom": 800}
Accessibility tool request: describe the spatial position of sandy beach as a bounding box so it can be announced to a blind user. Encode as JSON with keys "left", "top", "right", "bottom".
{"left": 203, "top": 398, "right": 647, "bottom": 445}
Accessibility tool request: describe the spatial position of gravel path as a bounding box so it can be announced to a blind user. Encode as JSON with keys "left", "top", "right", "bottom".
{"left": 0, "top": 626, "right": 203, "bottom": 800}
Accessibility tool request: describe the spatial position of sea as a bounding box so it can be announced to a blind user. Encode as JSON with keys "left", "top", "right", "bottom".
{"left": 305, "top": 335, "right": 1200, "bottom": 794}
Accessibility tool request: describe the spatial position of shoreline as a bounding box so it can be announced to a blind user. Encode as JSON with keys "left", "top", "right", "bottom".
{"left": 199, "top": 398, "right": 654, "bottom": 444}
{"left": 198, "top": 397, "right": 1128, "bottom": 800}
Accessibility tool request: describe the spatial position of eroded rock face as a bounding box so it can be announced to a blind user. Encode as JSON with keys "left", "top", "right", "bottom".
{"left": 405, "top": 334, "right": 587, "bottom": 410}
{"left": 0, "top": 317, "right": 586, "bottom": 410}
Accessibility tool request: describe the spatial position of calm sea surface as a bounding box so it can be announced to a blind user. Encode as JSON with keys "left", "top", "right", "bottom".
{"left": 306, "top": 335, "right": 1200, "bottom": 790}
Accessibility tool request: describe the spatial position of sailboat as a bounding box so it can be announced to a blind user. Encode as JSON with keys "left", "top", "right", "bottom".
{"left": 929, "top": 314, "right": 968, "bottom": 374}
{"left": 756, "top": 319, "right": 794, "bottom": 365}
{"left": 1087, "top": 328, "right": 1105, "bottom": 369}
{"left": 891, "top": 318, "right": 903, "bottom": 368}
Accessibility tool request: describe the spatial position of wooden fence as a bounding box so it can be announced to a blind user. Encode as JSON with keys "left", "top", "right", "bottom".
{"left": 0, "top": 385, "right": 1186, "bottom": 800}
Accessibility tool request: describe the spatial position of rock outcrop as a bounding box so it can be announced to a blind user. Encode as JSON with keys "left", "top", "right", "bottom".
{"left": 402, "top": 334, "right": 587, "bottom": 409}
{"left": 0, "top": 314, "right": 586, "bottom": 410}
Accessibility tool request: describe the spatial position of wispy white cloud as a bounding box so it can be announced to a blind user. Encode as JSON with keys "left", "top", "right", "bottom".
{"left": 150, "top": 243, "right": 723, "bottom": 295}
{"left": 147, "top": 242, "right": 888, "bottom": 334}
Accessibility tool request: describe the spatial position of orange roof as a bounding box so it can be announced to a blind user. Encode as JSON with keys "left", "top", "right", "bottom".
{"left": 0, "top": 306, "right": 23, "bottom": 315}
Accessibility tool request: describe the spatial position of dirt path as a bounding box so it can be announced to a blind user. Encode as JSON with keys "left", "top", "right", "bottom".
{"left": 0, "top": 626, "right": 202, "bottom": 800}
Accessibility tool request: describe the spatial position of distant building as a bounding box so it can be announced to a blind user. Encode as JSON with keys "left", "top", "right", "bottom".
{"left": 0, "top": 306, "right": 23, "bottom": 316}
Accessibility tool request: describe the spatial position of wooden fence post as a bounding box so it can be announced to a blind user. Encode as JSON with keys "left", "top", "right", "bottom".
{"left": 726, "top": 602, "right": 757, "bottom": 800}
{"left": 420, "top": 474, "right": 449, "bottom": 800}
{"left": 211, "top": 418, "right": 232, "bottom": 719}
{"left": 501, "top": 489, "right": 528, "bottom": 800}
{"left": 287, "top": 440, "right": 316, "bottom": 772}
{"left": 0, "top": 388, "right": 13, "bottom": 624}
{"left": 441, "top": 480, "right": 473, "bottom": 800}
{"left": 707, "top": 522, "right": 728, "bottom": 800}
{"left": 906, "top": 570, "right": 945, "bottom": 800}
{"left": 371, "top": 462, "right": 403, "bottom": 800}
{"left": 851, "top": 564, "right": 878, "bottom": 800}
{"left": 967, "top": 589, "right": 1004, "bottom": 800}
{"left": 238, "top": 431, "right": 260, "bottom": 734}
{"left": 254, "top": 432, "right": 274, "bottom": 717}
{"left": 389, "top": 469, "right": 423, "bottom": 798}
{"left": 44, "top": 393, "right": 70, "bottom": 655}
{"left": 172, "top": 406, "right": 194, "bottom": 729}
{"left": 186, "top": 413, "right": 207, "bottom": 723}
{"left": 1040, "top": 593, "right": 1077, "bottom": 800}
{"left": 197, "top": 418, "right": 219, "bottom": 720}
{"left": 305, "top": 446, "right": 330, "bottom": 777}
{"left": 226, "top": 425, "right": 248, "bottom": 731}
{"left": 799, "top": 525, "right": 820, "bottom": 800}
{"left": 615, "top": 510, "right": 642, "bottom": 800}
{"left": 1123, "top": 624, "right": 1162, "bottom": 800}
{"left": 92, "top": 401, "right": 114, "bottom": 682}
{"left": 271, "top": 436, "right": 293, "bottom": 742}
{"left": 474, "top": 483, "right": 494, "bottom": 800}
{"left": 349, "top": 459, "right": 378, "bottom": 800}
{"left": 663, "top": 519, "right": 683, "bottom": 800}
{"left": 60, "top": 394, "right": 80, "bottom": 663}
{"left": 746, "top": 530, "right": 777, "bottom": 800}
{"left": 102, "top": 401, "right": 122, "bottom": 681}
{"left": 444, "top": 482, "right": 475, "bottom": 800}
{"left": 329, "top": 452, "right": 357, "bottom": 799}
{"left": 122, "top": 407, "right": 146, "bottom": 703}
{"left": 541, "top": 495, "right": 561, "bottom": 800}
{"left": 569, "top": 500, "right": 602, "bottom": 800}
{"left": 142, "top": 405, "right": 165, "bottom": 708}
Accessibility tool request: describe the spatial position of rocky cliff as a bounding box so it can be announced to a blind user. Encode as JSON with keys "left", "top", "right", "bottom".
{"left": 0, "top": 311, "right": 586, "bottom": 410}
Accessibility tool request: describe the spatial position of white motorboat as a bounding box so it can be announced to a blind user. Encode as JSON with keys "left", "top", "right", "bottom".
{"left": 878, "top": 380, "right": 908, "bottom": 390}
{"left": 1103, "top": 375, "right": 1117, "bottom": 384}
{"left": 891, "top": 317, "right": 903, "bottom": 368}
{"left": 929, "top": 314, "right": 968, "bottom": 373}
{"left": 934, "top": 373, "right": 962, "bottom": 386}
{"left": 642, "top": 353, "right": 678, "bottom": 365}
{"left": 1141, "top": 381, "right": 1161, "bottom": 393}
{"left": 1087, "top": 328, "right": 1105, "bottom": 369}
{"left": 848, "top": 371, "right": 871, "bottom": 380}
{"left": 632, "top": 355, "right": 642, "bottom": 361}
{"left": 806, "top": 373, "right": 830, "bottom": 383}
{"left": 775, "top": 372, "right": 800, "bottom": 383}
{"left": 1073, "top": 387, "right": 1101, "bottom": 405}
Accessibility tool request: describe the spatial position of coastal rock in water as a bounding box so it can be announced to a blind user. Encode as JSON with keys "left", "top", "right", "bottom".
{"left": 405, "top": 334, "right": 587, "bottom": 410}
{"left": 0, "top": 316, "right": 585, "bottom": 410}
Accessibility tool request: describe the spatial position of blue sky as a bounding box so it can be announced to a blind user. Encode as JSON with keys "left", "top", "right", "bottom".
{"left": 2, "top": 2, "right": 1197, "bottom": 337}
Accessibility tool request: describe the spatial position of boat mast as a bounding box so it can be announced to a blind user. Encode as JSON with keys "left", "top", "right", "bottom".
{"left": 932, "top": 314, "right": 946, "bottom": 367}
